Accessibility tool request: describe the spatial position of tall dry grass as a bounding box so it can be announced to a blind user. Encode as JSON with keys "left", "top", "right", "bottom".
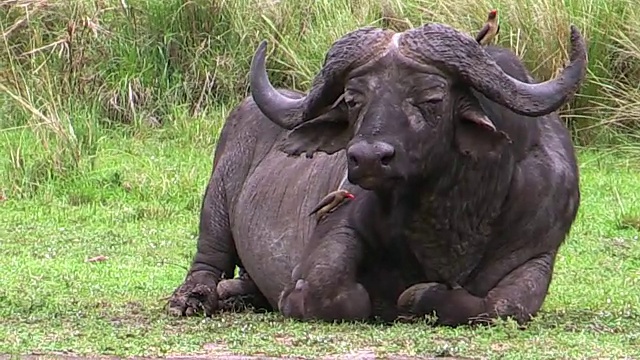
{"left": 0, "top": 0, "right": 639, "bottom": 195}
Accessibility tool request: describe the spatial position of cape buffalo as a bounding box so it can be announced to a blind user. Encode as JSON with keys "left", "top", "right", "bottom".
{"left": 167, "top": 22, "right": 587, "bottom": 326}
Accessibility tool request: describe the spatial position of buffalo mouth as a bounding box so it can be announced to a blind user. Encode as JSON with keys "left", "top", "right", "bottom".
{"left": 348, "top": 171, "right": 402, "bottom": 191}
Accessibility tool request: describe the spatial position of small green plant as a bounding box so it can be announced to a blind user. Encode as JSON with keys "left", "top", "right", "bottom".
{"left": 618, "top": 212, "right": 640, "bottom": 231}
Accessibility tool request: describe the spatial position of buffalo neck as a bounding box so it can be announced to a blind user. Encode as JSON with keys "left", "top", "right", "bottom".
{"left": 374, "top": 152, "right": 516, "bottom": 236}
{"left": 366, "top": 153, "right": 515, "bottom": 284}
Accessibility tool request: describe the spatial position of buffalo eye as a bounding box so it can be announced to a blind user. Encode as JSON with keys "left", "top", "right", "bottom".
{"left": 411, "top": 91, "right": 445, "bottom": 127}
{"left": 412, "top": 90, "right": 445, "bottom": 106}
{"left": 343, "top": 89, "right": 364, "bottom": 109}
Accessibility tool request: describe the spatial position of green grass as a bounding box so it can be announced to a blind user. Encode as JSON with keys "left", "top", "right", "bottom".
{"left": 2, "top": 0, "right": 640, "bottom": 358}
{"left": 1, "top": 112, "right": 640, "bottom": 358}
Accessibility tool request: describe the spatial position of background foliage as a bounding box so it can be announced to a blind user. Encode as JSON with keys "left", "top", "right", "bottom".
{"left": 1, "top": 0, "right": 639, "bottom": 197}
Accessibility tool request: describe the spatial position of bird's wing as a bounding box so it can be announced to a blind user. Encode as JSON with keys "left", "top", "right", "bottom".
{"left": 496, "top": 23, "right": 500, "bottom": 34}
{"left": 475, "top": 23, "right": 490, "bottom": 43}
{"left": 308, "top": 195, "right": 334, "bottom": 216}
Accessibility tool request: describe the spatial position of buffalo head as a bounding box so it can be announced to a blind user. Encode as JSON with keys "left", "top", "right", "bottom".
{"left": 250, "top": 24, "right": 587, "bottom": 191}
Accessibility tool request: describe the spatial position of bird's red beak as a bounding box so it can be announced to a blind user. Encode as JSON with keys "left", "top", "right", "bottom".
{"left": 345, "top": 193, "right": 355, "bottom": 200}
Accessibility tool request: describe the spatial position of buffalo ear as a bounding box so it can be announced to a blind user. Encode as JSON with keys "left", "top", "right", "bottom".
{"left": 278, "top": 106, "right": 353, "bottom": 158}
{"left": 454, "top": 95, "right": 511, "bottom": 159}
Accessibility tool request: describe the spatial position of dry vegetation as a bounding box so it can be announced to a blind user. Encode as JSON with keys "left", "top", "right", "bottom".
{"left": 1, "top": 0, "right": 640, "bottom": 195}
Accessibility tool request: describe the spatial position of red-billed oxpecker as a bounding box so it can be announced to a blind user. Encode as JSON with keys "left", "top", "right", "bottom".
{"left": 475, "top": 9, "right": 500, "bottom": 46}
{"left": 308, "top": 189, "right": 355, "bottom": 221}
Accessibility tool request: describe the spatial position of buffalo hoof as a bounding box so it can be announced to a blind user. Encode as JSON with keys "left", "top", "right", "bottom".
{"left": 166, "top": 271, "right": 219, "bottom": 317}
{"left": 278, "top": 279, "right": 372, "bottom": 322}
{"left": 279, "top": 279, "right": 310, "bottom": 319}
{"left": 397, "top": 282, "right": 486, "bottom": 326}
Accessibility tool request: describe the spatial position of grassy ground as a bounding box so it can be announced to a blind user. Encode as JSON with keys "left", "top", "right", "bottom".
{"left": 2, "top": 0, "right": 640, "bottom": 358}
{"left": 1, "top": 112, "right": 640, "bottom": 358}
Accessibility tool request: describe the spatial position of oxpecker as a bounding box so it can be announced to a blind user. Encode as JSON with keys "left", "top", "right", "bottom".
{"left": 309, "top": 189, "right": 355, "bottom": 221}
{"left": 475, "top": 9, "right": 500, "bottom": 46}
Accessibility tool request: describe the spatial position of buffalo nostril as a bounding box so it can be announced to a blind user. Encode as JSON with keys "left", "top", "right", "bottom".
{"left": 348, "top": 153, "right": 359, "bottom": 166}
{"left": 380, "top": 152, "right": 394, "bottom": 165}
{"left": 347, "top": 141, "right": 394, "bottom": 168}
{"left": 378, "top": 145, "right": 395, "bottom": 166}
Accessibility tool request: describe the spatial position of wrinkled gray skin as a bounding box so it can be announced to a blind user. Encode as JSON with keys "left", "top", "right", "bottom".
{"left": 167, "top": 22, "right": 587, "bottom": 326}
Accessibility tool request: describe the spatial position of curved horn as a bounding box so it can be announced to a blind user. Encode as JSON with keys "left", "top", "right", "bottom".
{"left": 250, "top": 27, "right": 395, "bottom": 130}
{"left": 250, "top": 41, "right": 307, "bottom": 130}
{"left": 400, "top": 24, "right": 587, "bottom": 117}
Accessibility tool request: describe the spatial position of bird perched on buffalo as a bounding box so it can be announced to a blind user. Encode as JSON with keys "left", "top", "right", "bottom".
{"left": 309, "top": 189, "right": 355, "bottom": 221}
{"left": 475, "top": 9, "right": 500, "bottom": 46}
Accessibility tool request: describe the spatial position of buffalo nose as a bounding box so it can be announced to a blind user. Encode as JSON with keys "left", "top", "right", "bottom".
{"left": 347, "top": 141, "right": 396, "bottom": 169}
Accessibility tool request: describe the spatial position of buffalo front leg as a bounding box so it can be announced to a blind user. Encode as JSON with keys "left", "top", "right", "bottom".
{"left": 217, "top": 268, "right": 272, "bottom": 312}
{"left": 167, "top": 171, "right": 237, "bottom": 317}
{"left": 278, "top": 227, "right": 371, "bottom": 322}
{"left": 397, "top": 252, "right": 557, "bottom": 326}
